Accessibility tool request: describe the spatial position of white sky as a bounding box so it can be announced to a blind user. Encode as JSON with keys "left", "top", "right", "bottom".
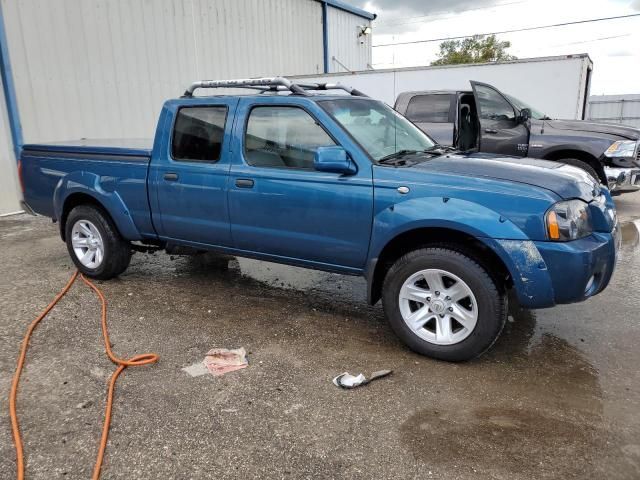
{"left": 353, "top": 0, "right": 640, "bottom": 94}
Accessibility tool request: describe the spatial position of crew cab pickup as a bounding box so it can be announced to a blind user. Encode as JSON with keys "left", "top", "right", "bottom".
{"left": 20, "top": 77, "right": 620, "bottom": 361}
{"left": 395, "top": 81, "right": 640, "bottom": 192}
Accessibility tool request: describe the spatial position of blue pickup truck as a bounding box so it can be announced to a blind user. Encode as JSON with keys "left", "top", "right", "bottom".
{"left": 20, "top": 77, "right": 620, "bottom": 361}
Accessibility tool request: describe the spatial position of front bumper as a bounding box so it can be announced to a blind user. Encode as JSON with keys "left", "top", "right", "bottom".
{"left": 496, "top": 226, "right": 619, "bottom": 309}
{"left": 606, "top": 166, "right": 640, "bottom": 193}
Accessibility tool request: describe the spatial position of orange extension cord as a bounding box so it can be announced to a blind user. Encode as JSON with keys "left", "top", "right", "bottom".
{"left": 9, "top": 271, "right": 159, "bottom": 480}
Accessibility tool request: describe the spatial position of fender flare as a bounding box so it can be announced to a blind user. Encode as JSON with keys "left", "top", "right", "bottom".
{"left": 53, "top": 171, "right": 142, "bottom": 241}
{"left": 366, "top": 197, "right": 555, "bottom": 307}
{"left": 368, "top": 197, "right": 530, "bottom": 260}
{"left": 538, "top": 142, "right": 605, "bottom": 160}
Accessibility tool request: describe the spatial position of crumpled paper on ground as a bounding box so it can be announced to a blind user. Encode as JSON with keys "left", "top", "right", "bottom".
{"left": 203, "top": 347, "right": 248, "bottom": 376}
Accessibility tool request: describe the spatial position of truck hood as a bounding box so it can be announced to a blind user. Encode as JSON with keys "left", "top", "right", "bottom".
{"left": 408, "top": 153, "right": 600, "bottom": 202}
{"left": 545, "top": 119, "right": 640, "bottom": 140}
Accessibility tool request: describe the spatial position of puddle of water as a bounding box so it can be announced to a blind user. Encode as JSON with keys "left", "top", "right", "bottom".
{"left": 162, "top": 252, "right": 374, "bottom": 316}
{"left": 401, "top": 404, "right": 601, "bottom": 475}
{"left": 400, "top": 331, "right": 608, "bottom": 477}
{"left": 233, "top": 257, "right": 367, "bottom": 305}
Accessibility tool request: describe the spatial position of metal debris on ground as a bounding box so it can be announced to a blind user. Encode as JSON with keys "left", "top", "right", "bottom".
{"left": 333, "top": 369, "right": 392, "bottom": 389}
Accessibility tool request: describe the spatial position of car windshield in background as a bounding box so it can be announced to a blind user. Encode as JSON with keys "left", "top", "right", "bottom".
{"left": 320, "top": 99, "right": 436, "bottom": 161}
{"left": 503, "top": 93, "right": 549, "bottom": 120}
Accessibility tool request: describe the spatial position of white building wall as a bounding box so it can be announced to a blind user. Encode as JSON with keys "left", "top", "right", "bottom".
{"left": 0, "top": 75, "right": 21, "bottom": 215}
{"left": 587, "top": 95, "right": 640, "bottom": 129}
{"left": 327, "top": 6, "right": 371, "bottom": 73}
{"left": 1, "top": 0, "right": 325, "bottom": 142}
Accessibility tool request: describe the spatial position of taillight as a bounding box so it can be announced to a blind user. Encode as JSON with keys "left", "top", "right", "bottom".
{"left": 17, "top": 159, "right": 25, "bottom": 193}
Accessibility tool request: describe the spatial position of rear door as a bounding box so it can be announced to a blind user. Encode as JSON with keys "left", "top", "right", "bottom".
{"left": 400, "top": 93, "right": 456, "bottom": 146}
{"left": 227, "top": 97, "right": 373, "bottom": 271}
{"left": 471, "top": 82, "right": 529, "bottom": 156}
{"left": 151, "top": 99, "right": 238, "bottom": 246}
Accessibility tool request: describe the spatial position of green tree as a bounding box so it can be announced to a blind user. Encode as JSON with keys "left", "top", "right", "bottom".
{"left": 431, "top": 35, "right": 516, "bottom": 66}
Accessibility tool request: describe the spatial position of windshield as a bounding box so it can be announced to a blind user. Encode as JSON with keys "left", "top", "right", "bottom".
{"left": 503, "top": 92, "right": 548, "bottom": 120}
{"left": 320, "top": 99, "right": 436, "bottom": 161}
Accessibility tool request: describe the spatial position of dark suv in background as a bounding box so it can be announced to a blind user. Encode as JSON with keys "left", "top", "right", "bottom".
{"left": 395, "top": 81, "right": 640, "bottom": 193}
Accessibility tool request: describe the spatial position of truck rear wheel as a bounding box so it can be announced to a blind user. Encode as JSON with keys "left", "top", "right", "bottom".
{"left": 558, "top": 158, "right": 601, "bottom": 184}
{"left": 65, "top": 205, "right": 131, "bottom": 280}
{"left": 382, "top": 247, "right": 507, "bottom": 362}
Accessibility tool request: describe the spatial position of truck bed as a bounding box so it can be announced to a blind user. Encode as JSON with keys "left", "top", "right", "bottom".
{"left": 22, "top": 138, "right": 153, "bottom": 157}
{"left": 21, "top": 138, "right": 155, "bottom": 238}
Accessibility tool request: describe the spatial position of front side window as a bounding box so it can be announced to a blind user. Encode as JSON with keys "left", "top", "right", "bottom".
{"left": 405, "top": 94, "right": 452, "bottom": 123}
{"left": 244, "top": 106, "right": 336, "bottom": 169}
{"left": 172, "top": 106, "right": 228, "bottom": 162}
{"left": 321, "top": 99, "right": 436, "bottom": 161}
{"left": 503, "top": 92, "right": 548, "bottom": 120}
{"left": 474, "top": 85, "right": 515, "bottom": 122}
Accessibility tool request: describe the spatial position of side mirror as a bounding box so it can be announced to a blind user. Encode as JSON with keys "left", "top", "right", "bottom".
{"left": 314, "top": 146, "right": 357, "bottom": 175}
{"left": 519, "top": 107, "right": 531, "bottom": 123}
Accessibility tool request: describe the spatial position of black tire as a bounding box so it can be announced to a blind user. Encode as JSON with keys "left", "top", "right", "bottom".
{"left": 65, "top": 205, "right": 131, "bottom": 280}
{"left": 382, "top": 247, "right": 507, "bottom": 362}
{"left": 557, "top": 158, "right": 601, "bottom": 184}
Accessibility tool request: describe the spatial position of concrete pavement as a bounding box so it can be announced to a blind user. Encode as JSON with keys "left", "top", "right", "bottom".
{"left": 1, "top": 191, "right": 639, "bottom": 479}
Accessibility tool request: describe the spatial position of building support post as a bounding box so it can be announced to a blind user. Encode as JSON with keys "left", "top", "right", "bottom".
{"left": 321, "top": 1, "right": 329, "bottom": 74}
{"left": 0, "top": 2, "right": 23, "bottom": 161}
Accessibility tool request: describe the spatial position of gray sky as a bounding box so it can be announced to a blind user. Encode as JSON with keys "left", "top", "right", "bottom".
{"left": 344, "top": 0, "right": 640, "bottom": 94}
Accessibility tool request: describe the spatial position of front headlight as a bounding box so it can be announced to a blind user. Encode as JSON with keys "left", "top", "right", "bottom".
{"left": 604, "top": 140, "right": 638, "bottom": 159}
{"left": 546, "top": 199, "right": 593, "bottom": 241}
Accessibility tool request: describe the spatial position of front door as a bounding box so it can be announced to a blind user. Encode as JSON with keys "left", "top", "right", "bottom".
{"left": 471, "top": 82, "right": 529, "bottom": 157}
{"left": 228, "top": 100, "right": 373, "bottom": 271}
{"left": 152, "top": 99, "right": 238, "bottom": 246}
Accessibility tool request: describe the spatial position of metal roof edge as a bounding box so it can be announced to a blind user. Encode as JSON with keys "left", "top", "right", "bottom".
{"left": 317, "top": 0, "right": 376, "bottom": 20}
{"left": 291, "top": 54, "right": 592, "bottom": 79}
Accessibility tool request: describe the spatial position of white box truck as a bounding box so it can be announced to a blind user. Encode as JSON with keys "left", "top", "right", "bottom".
{"left": 293, "top": 54, "right": 593, "bottom": 120}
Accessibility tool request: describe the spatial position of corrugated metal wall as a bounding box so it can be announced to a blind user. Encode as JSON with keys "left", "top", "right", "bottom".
{"left": 327, "top": 6, "right": 371, "bottom": 72}
{"left": 587, "top": 94, "right": 640, "bottom": 129}
{"left": 0, "top": 74, "right": 21, "bottom": 215}
{"left": 1, "top": 0, "right": 325, "bottom": 142}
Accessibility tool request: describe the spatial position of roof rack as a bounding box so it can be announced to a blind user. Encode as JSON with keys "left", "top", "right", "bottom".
{"left": 259, "top": 82, "right": 369, "bottom": 97}
{"left": 181, "top": 76, "right": 368, "bottom": 98}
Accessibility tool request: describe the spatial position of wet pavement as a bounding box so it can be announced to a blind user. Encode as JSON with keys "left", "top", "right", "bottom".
{"left": 1, "top": 192, "right": 639, "bottom": 479}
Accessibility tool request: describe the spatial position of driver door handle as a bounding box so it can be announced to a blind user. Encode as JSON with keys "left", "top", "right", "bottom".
{"left": 235, "top": 178, "right": 254, "bottom": 188}
{"left": 484, "top": 128, "right": 498, "bottom": 134}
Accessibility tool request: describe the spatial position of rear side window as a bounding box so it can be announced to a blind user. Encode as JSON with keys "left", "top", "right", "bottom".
{"left": 244, "top": 106, "right": 335, "bottom": 170}
{"left": 405, "top": 94, "right": 452, "bottom": 123}
{"left": 172, "top": 107, "right": 228, "bottom": 162}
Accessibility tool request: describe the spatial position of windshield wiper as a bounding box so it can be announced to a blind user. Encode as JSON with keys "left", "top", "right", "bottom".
{"left": 378, "top": 149, "right": 420, "bottom": 163}
{"left": 425, "top": 144, "right": 457, "bottom": 153}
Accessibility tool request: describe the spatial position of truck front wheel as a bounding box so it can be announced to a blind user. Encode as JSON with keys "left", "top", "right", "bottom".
{"left": 382, "top": 247, "right": 507, "bottom": 362}
{"left": 64, "top": 205, "right": 132, "bottom": 280}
